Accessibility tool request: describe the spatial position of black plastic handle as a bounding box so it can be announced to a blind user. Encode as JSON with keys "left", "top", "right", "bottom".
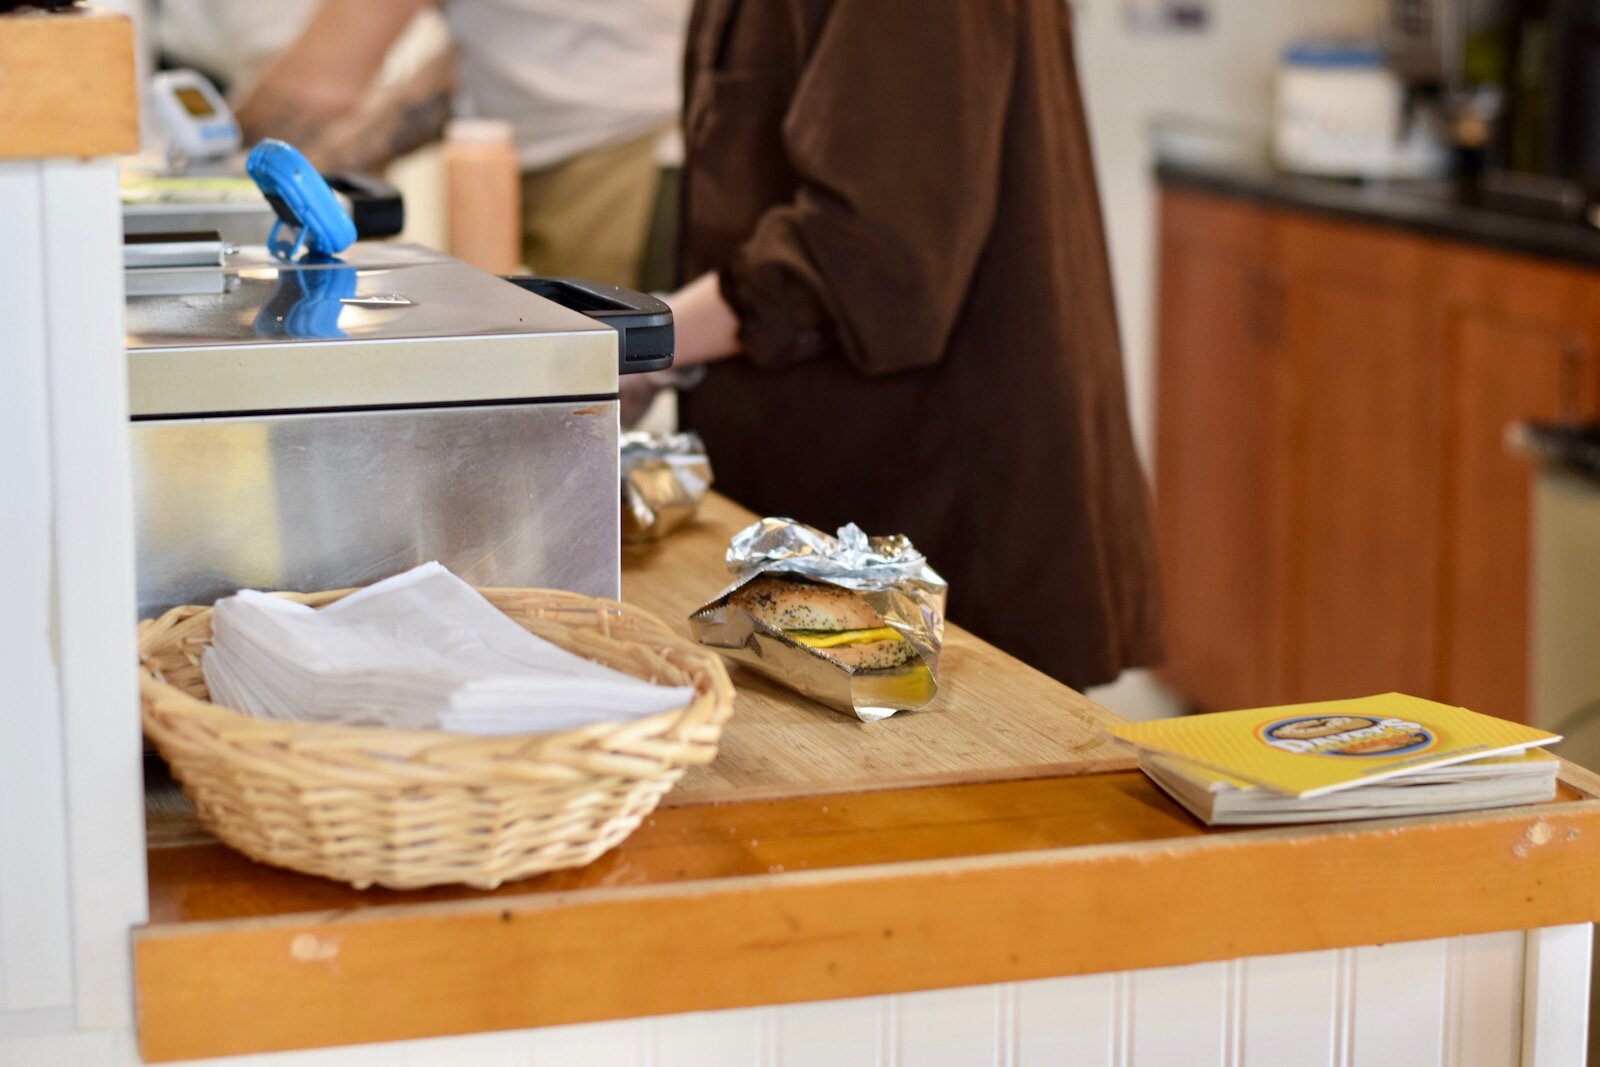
{"left": 503, "top": 276, "right": 675, "bottom": 375}
{"left": 323, "top": 172, "right": 406, "bottom": 240}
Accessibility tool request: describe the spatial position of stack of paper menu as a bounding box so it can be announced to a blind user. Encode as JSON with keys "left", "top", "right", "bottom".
{"left": 1107, "top": 694, "right": 1562, "bottom": 825}
{"left": 201, "top": 562, "right": 696, "bottom": 736}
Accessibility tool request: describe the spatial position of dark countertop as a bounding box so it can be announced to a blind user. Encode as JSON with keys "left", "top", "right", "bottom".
{"left": 1514, "top": 422, "right": 1600, "bottom": 482}
{"left": 1157, "top": 159, "right": 1600, "bottom": 271}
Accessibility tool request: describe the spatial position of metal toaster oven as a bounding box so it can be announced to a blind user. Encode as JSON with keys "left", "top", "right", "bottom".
{"left": 124, "top": 240, "right": 671, "bottom": 618}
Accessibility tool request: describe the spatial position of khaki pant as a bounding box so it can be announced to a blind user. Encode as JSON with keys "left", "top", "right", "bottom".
{"left": 520, "top": 128, "right": 666, "bottom": 289}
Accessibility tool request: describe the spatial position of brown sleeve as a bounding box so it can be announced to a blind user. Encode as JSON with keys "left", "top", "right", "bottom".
{"left": 722, "top": 0, "right": 1018, "bottom": 376}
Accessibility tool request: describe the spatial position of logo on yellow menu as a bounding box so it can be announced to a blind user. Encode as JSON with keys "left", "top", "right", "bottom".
{"left": 1257, "top": 715, "right": 1437, "bottom": 758}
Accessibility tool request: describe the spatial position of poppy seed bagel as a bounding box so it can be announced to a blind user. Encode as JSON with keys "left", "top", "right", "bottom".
{"left": 729, "top": 576, "right": 884, "bottom": 632}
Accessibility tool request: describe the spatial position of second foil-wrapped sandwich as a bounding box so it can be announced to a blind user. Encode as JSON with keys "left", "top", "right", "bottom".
{"left": 620, "top": 431, "right": 713, "bottom": 543}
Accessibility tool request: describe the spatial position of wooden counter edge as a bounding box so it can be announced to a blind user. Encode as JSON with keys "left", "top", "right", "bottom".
{"left": 0, "top": 9, "right": 139, "bottom": 160}
{"left": 134, "top": 774, "right": 1600, "bottom": 1062}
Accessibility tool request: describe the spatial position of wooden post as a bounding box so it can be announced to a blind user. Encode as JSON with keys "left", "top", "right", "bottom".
{"left": 0, "top": 8, "right": 138, "bottom": 160}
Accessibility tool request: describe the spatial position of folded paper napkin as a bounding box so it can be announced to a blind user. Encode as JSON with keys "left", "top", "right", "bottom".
{"left": 200, "top": 563, "right": 696, "bottom": 735}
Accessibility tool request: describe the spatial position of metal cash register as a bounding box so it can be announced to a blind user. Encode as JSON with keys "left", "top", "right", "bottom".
{"left": 125, "top": 236, "right": 672, "bottom": 618}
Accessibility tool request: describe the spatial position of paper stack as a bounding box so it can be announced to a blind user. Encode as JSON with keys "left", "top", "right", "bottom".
{"left": 1106, "top": 693, "right": 1562, "bottom": 825}
{"left": 201, "top": 563, "right": 697, "bottom": 735}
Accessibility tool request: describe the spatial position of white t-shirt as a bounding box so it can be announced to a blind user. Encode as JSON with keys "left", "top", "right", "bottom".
{"left": 157, "top": 0, "right": 320, "bottom": 91}
{"left": 444, "top": 0, "right": 689, "bottom": 171}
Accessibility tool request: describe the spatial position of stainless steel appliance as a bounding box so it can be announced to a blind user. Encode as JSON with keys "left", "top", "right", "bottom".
{"left": 126, "top": 241, "right": 670, "bottom": 618}
{"left": 1516, "top": 422, "right": 1600, "bottom": 758}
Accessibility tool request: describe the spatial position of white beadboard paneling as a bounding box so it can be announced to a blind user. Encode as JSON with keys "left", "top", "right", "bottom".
{"left": 0, "top": 1010, "right": 76, "bottom": 1043}
{"left": 0, "top": 162, "right": 75, "bottom": 1014}
{"left": 655, "top": 1007, "right": 772, "bottom": 1067}
{"left": 1453, "top": 931, "right": 1526, "bottom": 1067}
{"left": 1522, "top": 923, "right": 1593, "bottom": 1067}
{"left": 238, "top": 1042, "right": 397, "bottom": 1067}
{"left": 0, "top": 1027, "right": 134, "bottom": 1067}
{"left": 1013, "top": 972, "right": 1117, "bottom": 1067}
{"left": 777, "top": 995, "right": 884, "bottom": 1067}
{"left": 894, "top": 986, "right": 1000, "bottom": 1067}
{"left": 1129, "top": 959, "right": 1230, "bottom": 1066}
{"left": 1349, "top": 938, "right": 1449, "bottom": 1067}
{"left": 393, "top": 1030, "right": 532, "bottom": 1067}
{"left": 1240, "top": 950, "right": 1339, "bottom": 1067}
{"left": 532, "top": 1017, "right": 649, "bottom": 1067}
{"left": 38, "top": 158, "right": 148, "bottom": 1030}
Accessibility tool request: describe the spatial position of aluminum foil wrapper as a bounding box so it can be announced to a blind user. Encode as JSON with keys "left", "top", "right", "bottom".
{"left": 690, "top": 518, "right": 947, "bottom": 722}
{"left": 620, "top": 431, "right": 713, "bottom": 543}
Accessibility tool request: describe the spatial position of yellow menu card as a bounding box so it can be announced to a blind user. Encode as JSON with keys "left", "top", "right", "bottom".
{"left": 1106, "top": 693, "right": 1560, "bottom": 798}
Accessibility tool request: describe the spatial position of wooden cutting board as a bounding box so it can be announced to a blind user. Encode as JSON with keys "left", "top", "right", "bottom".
{"left": 624, "top": 494, "right": 1137, "bottom": 806}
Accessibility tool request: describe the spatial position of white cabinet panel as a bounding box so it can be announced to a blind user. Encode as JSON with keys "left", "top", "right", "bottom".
{"left": 655, "top": 1007, "right": 771, "bottom": 1067}
{"left": 1129, "top": 960, "right": 1232, "bottom": 1066}
{"left": 0, "top": 1028, "right": 132, "bottom": 1067}
{"left": 37, "top": 158, "right": 148, "bottom": 1030}
{"left": 0, "top": 162, "right": 76, "bottom": 1016}
{"left": 260, "top": 1042, "right": 403, "bottom": 1067}
{"left": 0, "top": 156, "right": 145, "bottom": 1031}
{"left": 1453, "top": 931, "right": 1526, "bottom": 1067}
{"left": 1350, "top": 938, "right": 1449, "bottom": 1067}
{"left": 893, "top": 986, "right": 1000, "bottom": 1067}
{"left": 1239, "top": 949, "right": 1339, "bottom": 1066}
{"left": 1014, "top": 972, "right": 1117, "bottom": 1067}
{"left": 777, "top": 996, "right": 883, "bottom": 1067}
{"left": 1522, "top": 924, "right": 1592, "bottom": 1067}
{"left": 532, "top": 1018, "right": 648, "bottom": 1067}
{"left": 395, "top": 1030, "right": 538, "bottom": 1067}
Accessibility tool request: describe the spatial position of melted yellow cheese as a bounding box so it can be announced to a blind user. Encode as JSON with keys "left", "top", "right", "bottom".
{"left": 785, "top": 627, "right": 902, "bottom": 649}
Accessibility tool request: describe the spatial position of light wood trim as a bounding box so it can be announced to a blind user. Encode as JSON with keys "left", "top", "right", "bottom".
{"left": 135, "top": 775, "right": 1600, "bottom": 1062}
{"left": 0, "top": 9, "right": 138, "bottom": 160}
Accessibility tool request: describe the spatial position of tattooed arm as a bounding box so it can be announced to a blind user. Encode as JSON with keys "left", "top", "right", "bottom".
{"left": 235, "top": 0, "right": 430, "bottom": 151}
{"left": 302, "top": 48, "right": 458, "bottom": 174}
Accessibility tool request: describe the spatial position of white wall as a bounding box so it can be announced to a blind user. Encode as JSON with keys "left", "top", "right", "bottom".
{"left": 1071, "top": 0, "right": 1383, "bottom": 461}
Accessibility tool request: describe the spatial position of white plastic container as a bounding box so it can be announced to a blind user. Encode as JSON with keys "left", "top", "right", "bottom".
{"left": 1274, "top": 42, "right": 1444, "bottom": 179}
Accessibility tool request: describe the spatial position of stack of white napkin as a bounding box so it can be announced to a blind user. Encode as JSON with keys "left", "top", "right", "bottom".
{"left": 201, "top": 562, "right": 696, "bottom": 735}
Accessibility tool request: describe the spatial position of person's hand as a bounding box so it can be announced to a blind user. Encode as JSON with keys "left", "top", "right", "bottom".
{"left": 662, "top": 272, "right": 742, "bottom": 367}
{"left": 235, "top": 63, "right": 367, "bottom": 150}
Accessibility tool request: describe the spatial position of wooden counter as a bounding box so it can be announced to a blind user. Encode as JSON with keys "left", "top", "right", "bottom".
{"left": 133, "top": 495, "right": 1600, "bottom": 1063}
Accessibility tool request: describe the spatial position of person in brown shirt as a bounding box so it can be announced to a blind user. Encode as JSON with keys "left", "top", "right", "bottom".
{"left": 636, "top": 0, "right": 1163, "bottom": 689}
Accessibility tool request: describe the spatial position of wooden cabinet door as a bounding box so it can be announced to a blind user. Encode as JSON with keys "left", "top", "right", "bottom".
{"left": 1153, "top": 191, "right": 1290, "bottom": 710}
{"left": 1278, "top": 218, "right": 1441, "bottom": 704}
{"left": 1156, "top": 189, "right": 1600, "bottom": 721}
{"left": 1433, "top": 252, "right": 1600, "bottom": 721}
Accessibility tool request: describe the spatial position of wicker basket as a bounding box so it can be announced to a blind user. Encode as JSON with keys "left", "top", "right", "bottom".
{"left": 138, "top": 586, "right": 734, "bottom": 890}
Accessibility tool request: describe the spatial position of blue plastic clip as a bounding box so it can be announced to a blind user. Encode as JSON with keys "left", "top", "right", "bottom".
{"left": 245, "top": 140, "right": 358, "bottom": 261}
